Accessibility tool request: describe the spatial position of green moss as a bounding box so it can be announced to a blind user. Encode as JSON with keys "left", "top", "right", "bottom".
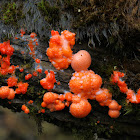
{"left": 18, "top": 72, "right": 25, "bottom": 82}
{"left": 0, "top": 2, "right": 25, "bottom": 26}
{"left": 38, "top": 0, "right": 60, "bottom": 25}
{"left": 122, "top": 100, "right": 133, "bottom": 115}
{"left": 22, "top": 62, "right": 32, "bottom": 69}
{"left": 26, "top": 86, "right": 35, "bottom": 96}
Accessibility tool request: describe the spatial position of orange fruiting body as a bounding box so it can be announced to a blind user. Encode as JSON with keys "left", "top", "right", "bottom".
{"left": 8, "top": 88, "right": 16, "bottom": 100}
{"left": 46, "top": 30, "right": 75, "bottom": 70}
{"left": 7, "top": 76, "right": 18, "bottom": 87}
{"left": 71, "top": 50, "right": 91, "bottom": 72}
{"left": 25, "top": 74, "right": 32, "bottom": 80}
{"left": 35, "top": 59, "right": 40, "bottom": 63}
{"left": 19, "top": 68, "right": 24, "bottom": 72}
{"left": 30, "top": 32, "right": 37, "bottom": 38}
{"left": 70, "top": 99, "right": 91, "bottom": 118}
{"left": 69, "top": 70, "right": 102, "bottom": 97}
{"left": 33, "top": 71, "right": 38, "bottom": 76}
{"left": 108, "top": 110, "right": 120, "bottom": 118}
{"left": 65, "top": 92, "right": 73, "bottom": 102}
{"left": 108, "top": 100, "right": 121, "bottom": 110}
{"left": 21, "top": 104, "right": 30, "bottom": 114}
{"left": 0, "top": 86, "right": 10, "bottom": 99}
{"left": 111, "top": 71, "right": 140, "bottom": 103}
{"left": 37, "top": 68, "right": 42, "bottom": 73}
{"left": 40, "top": 71, "right": 56, "bottom": 90}
{"left": 43, "top": 92, "right": 57, "bottom": 104}
{"left": 95, "top": 89, "right": 112, "bottom": 104}
{"left": 28, "top": 100, "right": 33, "bottom": 104}
{"left": 15, "top": 82, "right": 29, "bottom": 94}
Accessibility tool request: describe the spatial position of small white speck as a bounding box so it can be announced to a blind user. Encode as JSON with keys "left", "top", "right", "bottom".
{"left": 78, "top": 9, "right": 81, "bottom": 12}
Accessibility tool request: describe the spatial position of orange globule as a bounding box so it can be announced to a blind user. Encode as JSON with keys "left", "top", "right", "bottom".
{"left": 40, "top": 71, "right": 56, "bottom": 90}
{"left": 70, "top": 99, "right": 91, "bottom": 118}
{"left": 108, "top": 100, "right": 121, "bottom": 110}
{"left": 25, "top": 73, "right": 32, "bottom": 80}
{"left": 7, "top": 76, "right": 18, "bottom": 87}
{"left": 108, "top": 109, "right": 120, "bottom": 118}
{"left": 0, "top": 86, "right": 10, "bottom": 99}
{"left": 71, "top": 50, "right": 91, "bottom": 72}
{"left": 7, "top": 88, "right": 16, "bottom": 100}
{"left": 43, "top": 92, "right": 57, "bottom": 104}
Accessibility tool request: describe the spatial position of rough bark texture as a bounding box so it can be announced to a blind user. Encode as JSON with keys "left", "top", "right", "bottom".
{"left": 0, "top": 0, "right": 140, "bottom": 139}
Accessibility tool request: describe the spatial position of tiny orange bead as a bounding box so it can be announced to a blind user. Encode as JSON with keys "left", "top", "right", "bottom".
{"left": 108, "top": 109, "right": 120, "bottom": 118}
{"left": 35, "top": 59, "right": 40, "bottom": 63}
{"left": 37, "top": 68, "right": 42, "bottom": 73}
{"left": 70, "top": 100, "right": 91, "bottom": 118}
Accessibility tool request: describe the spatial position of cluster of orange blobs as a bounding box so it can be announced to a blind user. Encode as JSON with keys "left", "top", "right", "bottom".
{"left": 0, "top": 41, "right": 18, "bottom": 75}
{"left": 21, "top": 104, "right": 30, "bottom": 114}
{"left": 25, "top": 73, "right": 32, "bottom": 80}
{"left": 41, "top": 92, "right": 65, "bottom": 112}
{"left": 0, "top": 76, "right": 29, "bottom": 98}
{"left": 0, "top": 86, "right": 15, "bottom": 100}
{"left": 69, "top": 69, "right": 122, "bottom": 118}
{"left": 41, "top": 91, "right": 92, "bottom": 118}
{"left": 46, "top": 30, "right": 75, "bottom": 70}
{"left": 19, "top": 29, "right": 38, "bottom": 60}
{"left": 68, "top": 50, "right": 122, "bottom": 118}
{"left": 16, "top": 29, "right": 41, "bottom": 74}
{"left": 40, "top": 70, "right": 56, "bottom": 90}
{"left": 111, "top": 71, "right": 140, "bottom": 103}
{"left": 0, "top": 39, "right": 29, "bottom": 102}
{"left": 15, "top": 82, "right": 29, "bottom": 95}
{"left": 45, "top": 34, "right": 123, "bottom": 118}
{"left": 0, "top": 29, "right": 139, "bottom": 119}
{"left": 0, "top": 29, "right": 41, "bottom": 114}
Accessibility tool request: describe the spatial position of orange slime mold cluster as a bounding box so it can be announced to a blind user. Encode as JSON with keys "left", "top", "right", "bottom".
{"left": 7, "top": 76, "right": 18, "bottom": 87}
{"left": 0, "top": 33, "right": 46, "bottom": 115}
{"left": 21, "top": 104, "right": 30, "bottom": 114}
{"left": 25, "top": 73, "right": 32, "bottom": 80}
{"left": 0, "top": 39, "right": 31, "bottom": 114}
{"left": 41, "top": 92, "right": 65, "bottom": 112}
{"left": 0, "top": 30, "right": 138, "bottom": 119}
{"left": 69, "top": 70, "right": 102, "bottom": 98}
{"left": 68, "top": 50, "right": 122, "bottom": 118}
{"left": 0, "top": 41, "right": 18, "bottom": 75}
{"left": 41, "top": 91, "right": 91, "bottom": 118}
{"left": 40, "top": 70, "right": 56, "bottom": 90}
{"left": 27, "top": 32, "right": 38, "bottom": 60}
{"left": 46, "top": 30, "right": 75, "bottom": 70}
{"left": 111, "top": 71, "right": 140, "bottom": 103}
{"left": 0, "top": 86, "right": 15, "bottom": 100}
{"left": 43, "top": 31, "right": 123, "bottom": 118}
{"left": 15, "top": 82, "right": 29, "bottom": 94}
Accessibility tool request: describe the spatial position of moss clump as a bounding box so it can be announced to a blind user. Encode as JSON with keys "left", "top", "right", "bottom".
{"left": 63, "top": 0, "right": 140, "bottom": 29}
{"left": 0, "top": 2, "right": 25, "bottom": 26}
{"left": 38, "top": 0, "right": 60, "bottom": 25}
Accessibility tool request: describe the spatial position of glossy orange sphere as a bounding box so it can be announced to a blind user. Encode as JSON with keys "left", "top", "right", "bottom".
{"left": 108, "top": 109, "right": 120, "bottom": 118}
{"left": 71, "top": 50, "right": 91, "bottom": 71}
{"left": 70, "top": 100, "right": 91, "bottom": 118}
